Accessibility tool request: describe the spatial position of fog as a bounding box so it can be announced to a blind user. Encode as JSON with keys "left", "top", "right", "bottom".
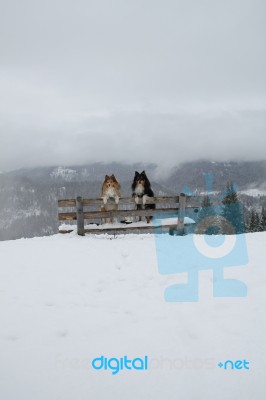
{"left": 0, "top": 0, "right": 265, "bottom": 171}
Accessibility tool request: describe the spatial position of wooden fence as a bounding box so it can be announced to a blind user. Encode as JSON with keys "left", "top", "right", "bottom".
{"left": 58, "top": 194, "right": 200, "bottom": 236}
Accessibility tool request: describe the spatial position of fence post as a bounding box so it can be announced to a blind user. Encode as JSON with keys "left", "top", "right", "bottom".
{"left": 177, "top": 193, "right": 186, "bottom": 235}
{"left": 76, "top": 196, "right": 85, "bottom": 236}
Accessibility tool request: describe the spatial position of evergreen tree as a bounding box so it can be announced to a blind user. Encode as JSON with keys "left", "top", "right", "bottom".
{"left": 254, "top": 212, "right": 260, "bottom": 232}
{"left": 243, "top": 205, "right": 251, "bottom": 233}
{"left": 248, "top": 210, "right": 260, "bottom": 232}
{"left": 198, "top": 194, "right": 212, "bottom": 218}
{"left": 222, "top": 181, "right": 244, "bottom": 234}
{"left": 222, "top": 181, "right": 238, "bottom": 205}
{"left": 197, "top": 194, "right": 211, "bottom": 225}
{"left": 259, "top": 207, "right": 266, "bottom": 232}
{"left": 248, "top": 210, "right": 256, "bottom": 232}
{"left": 244, "top": 216, "right": 250, "bottom": 233}
{"left": 196, "top": 194, "right": 220, "bottom": 234}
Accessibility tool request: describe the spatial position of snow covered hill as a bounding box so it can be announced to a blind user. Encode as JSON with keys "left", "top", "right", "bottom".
{"left": 0, "top": 232, "right": 266, "bottom": 400}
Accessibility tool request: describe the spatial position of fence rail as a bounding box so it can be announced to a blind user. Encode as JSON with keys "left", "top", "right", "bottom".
{"left": 58, "top": 194, "right": 200, "bottom": 236}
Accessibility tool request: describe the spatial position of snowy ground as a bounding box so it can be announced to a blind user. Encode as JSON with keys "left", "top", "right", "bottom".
{"left": 59, "top": 216, "right": 195, "bottom": 232}
{"left": 0, "top": 231, "right": 266, "bottom": 400}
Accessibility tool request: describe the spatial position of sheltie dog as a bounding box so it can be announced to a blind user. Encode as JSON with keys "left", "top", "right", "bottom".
{"left": 131, "top": 170, "right": 155, "bottom": 223}
{"left": 100, "top": 174, "right": 121, "bottom": 223}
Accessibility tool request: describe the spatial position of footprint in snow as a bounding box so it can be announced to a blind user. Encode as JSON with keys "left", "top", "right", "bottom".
{"left": 56, "top": 329, "right": 68, "bottom": 338}
{"left": 121, "top": 248, "right": 129, "bottom": 258}
{"left": 5, "top": 334, "right": 19, "bottom": 342}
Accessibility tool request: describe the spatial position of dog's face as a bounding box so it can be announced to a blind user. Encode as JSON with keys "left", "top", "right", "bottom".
{"left": 103, "top": 174, "right": 117, "bottom": 188}
{"left": 102, "top": 174, "right": 121, "bottom": 193}
{"left": 134, "top": 171, "right": 147, "bottom": 187}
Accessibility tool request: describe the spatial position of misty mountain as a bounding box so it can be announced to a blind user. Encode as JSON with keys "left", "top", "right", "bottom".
{"left": 0, "top": 160, "right": 265, "bottom": 241}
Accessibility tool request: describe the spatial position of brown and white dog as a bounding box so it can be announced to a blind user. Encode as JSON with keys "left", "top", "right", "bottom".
{"left": 100, "top": 174, "right": 121, "bottom": 223}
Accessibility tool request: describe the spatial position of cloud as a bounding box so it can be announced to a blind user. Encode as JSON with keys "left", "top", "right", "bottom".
{"left": 0, "top": 0, "right": 265, "bottom": 171}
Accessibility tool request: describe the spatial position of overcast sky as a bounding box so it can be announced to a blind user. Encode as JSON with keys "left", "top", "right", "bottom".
{"left": 0, "top": 0, "right": 265, "bottom": 171}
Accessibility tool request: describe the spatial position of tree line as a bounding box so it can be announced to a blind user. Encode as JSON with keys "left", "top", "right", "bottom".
{"left": 246, "top": 207, "right": 266, "bottom": 233}
{"left": 197, "top": 182, "right": 266, "bottom": 234}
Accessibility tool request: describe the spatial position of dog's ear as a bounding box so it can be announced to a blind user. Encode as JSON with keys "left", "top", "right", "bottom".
{"left": 111, "top": 174, "right": 117, "bottom": 181}
{"left": 105, "top": 175, "right": 109, "bottom": 179}
{"left": 141, "top": 170, "right": 146, "bottom": 175}
{"left": 135, "top": 171, "right": 139, "bottom": 175}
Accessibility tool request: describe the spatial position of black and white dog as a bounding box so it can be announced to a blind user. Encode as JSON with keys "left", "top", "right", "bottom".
{"left": 131, "top": 171, "right": 155, "bottom": 223}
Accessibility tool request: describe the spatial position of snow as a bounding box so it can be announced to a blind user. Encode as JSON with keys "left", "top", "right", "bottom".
{"left": 239, "top": 188, "right": 266, "bottom": 197}
{"left": 0, "top": 232, "right": 266, "bottom": 400}
{"left": 199, "top": 188, "right": 266, "bottom": 198}
{"left": 59, "top": 216, "right": 195, "bottom": 232}
{"left": 50, "top": 166, "right": 78, "bottom": 181}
